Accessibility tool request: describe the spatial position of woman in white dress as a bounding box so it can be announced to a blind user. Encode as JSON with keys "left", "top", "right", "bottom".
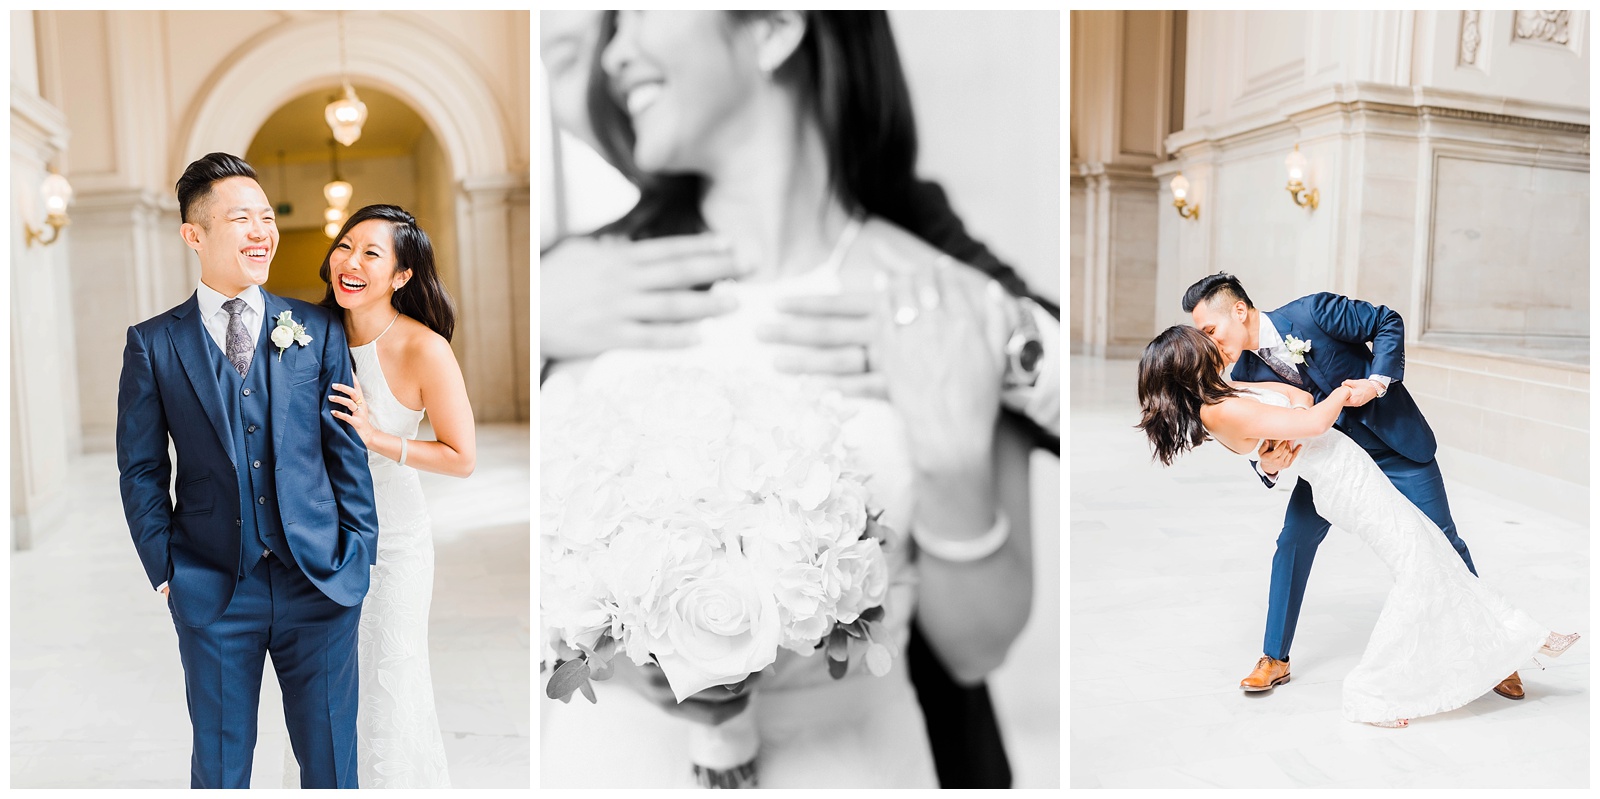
{"left": 1135, "top": 325, "right": 1579, "bottom": 728}
{"left": 540, "top": 11, "right": 1035, "bottom": 787}
{"left": 321, "top": 204, "right": 475, "bottom": 787}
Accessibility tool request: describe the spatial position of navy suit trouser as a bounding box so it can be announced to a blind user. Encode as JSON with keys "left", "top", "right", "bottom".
{"left": 171, "top": 551, "right": 361, "bottom": 788}
{"left": 1262, "top": 427, "right": 1476, "bottom": 662}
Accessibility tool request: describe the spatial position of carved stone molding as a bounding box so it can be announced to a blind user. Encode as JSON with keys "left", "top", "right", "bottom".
{"left": 1414, "top": 104, "right": 1591, "bottom": 134}
{"left": 1460, "top": 11, "right": 1482, "bottom": 66}
{"left": 1514, "top": 10, "right": 1571, "bottom": 44}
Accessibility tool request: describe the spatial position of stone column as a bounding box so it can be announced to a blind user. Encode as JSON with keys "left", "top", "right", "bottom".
{"left": 457, "top": 174, "right": 529, "bottom": 423}
{"left": 1070, "top": 10, "right": 1179, "bottom": 357}
{"left": 10, "top": 10, "right": 80, "bottom": 549}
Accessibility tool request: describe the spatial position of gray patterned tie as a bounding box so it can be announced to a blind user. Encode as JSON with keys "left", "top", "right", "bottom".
{"left": 223, "top": 298, "right": 252, "bottom": 377}
{"left": 1257, "top": 346, "right": 1305, "bottom": 387}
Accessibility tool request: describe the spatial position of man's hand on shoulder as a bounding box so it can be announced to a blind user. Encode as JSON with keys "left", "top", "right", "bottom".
{"left": 540, "top": 235, "right": 746, "bottom": 360}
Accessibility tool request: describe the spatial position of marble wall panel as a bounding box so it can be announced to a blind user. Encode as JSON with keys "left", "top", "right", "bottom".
{"left": 1427, "top": 157, "right": 1588, "bottom": 339}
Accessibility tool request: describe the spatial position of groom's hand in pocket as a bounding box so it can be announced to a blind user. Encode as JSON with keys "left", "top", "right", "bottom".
{"left": 540, "top": 235, "right": 745, "bottom": 360}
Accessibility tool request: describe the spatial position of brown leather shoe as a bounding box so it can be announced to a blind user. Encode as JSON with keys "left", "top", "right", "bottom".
{"left": 1493, "top": 671, "right": 1524, "bottom": 700}
{"left": 1240, "top": 655, "right": 1290, "bottom": 691}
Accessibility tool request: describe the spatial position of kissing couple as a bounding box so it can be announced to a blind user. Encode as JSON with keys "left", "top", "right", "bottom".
{"left": 117, "top": 153, "right": 474, "bottom": 787}
{"left": 1136, "top": 272, "right": 1579, "bottom": 728}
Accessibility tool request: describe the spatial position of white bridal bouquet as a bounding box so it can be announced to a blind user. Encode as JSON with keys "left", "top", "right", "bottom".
{"left": 540, "top": 358, "right": 893, "bottom": 787}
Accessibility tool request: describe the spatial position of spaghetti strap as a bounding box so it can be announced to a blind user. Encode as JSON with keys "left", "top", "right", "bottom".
{"left": 819, "top": 215, "right": 865, "bottom": 276}
{"left": 373, "top": 312, "right": 401, "bottom": 342}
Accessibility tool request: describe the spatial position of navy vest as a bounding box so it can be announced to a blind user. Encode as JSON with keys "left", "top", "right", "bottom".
{"left": 201, "top": 321, "right": 287, "bottom": 573}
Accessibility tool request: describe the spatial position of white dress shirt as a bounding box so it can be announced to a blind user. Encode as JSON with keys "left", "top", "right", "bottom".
{"left": 195, "top": 281, "right": 264, "bottom": 355}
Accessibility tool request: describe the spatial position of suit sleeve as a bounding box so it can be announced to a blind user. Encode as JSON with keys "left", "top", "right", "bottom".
{"left": 117, "top": 325, "right": 174, "bottom": 589}
{"left": 318, "top": 317, "right": 381, "bottom": 567}
{"left": 1307, "top": 292, "right": 1406, "bottom": 382}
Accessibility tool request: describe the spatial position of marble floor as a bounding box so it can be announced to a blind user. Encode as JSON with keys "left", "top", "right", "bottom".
{"left": 1070, "top": 356, "right": 1590, "bottom": 789}
{"left": 10, "top": 423, "right": 530, "bottom": 789}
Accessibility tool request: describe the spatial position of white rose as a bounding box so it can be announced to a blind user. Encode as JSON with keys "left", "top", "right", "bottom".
{"left": 648, "top": 553, "right": 782, "bottom": 702}
{"left": 270, "top": 325, "right": 295, "bottom": 349}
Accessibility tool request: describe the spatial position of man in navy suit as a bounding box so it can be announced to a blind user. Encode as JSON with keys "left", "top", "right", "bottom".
{"left": 1183, "top": 273, "right": 1522, "bottom": 701}
{"left": 117, "top": 153, "right": 379, "bottom": 788}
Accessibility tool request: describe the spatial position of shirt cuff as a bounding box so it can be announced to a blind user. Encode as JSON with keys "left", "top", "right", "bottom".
{"left": 156, "top": 581, "right": 168, "bottom": 593}
{"left": 1367, "top": 374, "right": 1392, "bottom": 388}
{"left": 1001, "top": 304, "right": 1060, "bottom": 437}
{"left": 1252, "top": 459, "right": 1279, "bottom": 487}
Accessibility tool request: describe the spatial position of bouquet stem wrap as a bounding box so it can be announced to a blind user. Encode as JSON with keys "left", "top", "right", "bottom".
{"left": 689, "top": 703, "right": 759, "bottom": 789}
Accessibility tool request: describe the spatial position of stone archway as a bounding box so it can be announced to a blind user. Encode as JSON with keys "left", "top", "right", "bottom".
{"left": 178, "top": 13, "right": 526, "bottom": 422}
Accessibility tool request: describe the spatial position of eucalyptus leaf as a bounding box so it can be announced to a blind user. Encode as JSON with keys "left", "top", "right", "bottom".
{"left": 545, "top": 657, "right": 591, "bottom": 701}
{"left": 593, "top": 631, "right": 618, "bottom": 660}
{"left": 826, "top": 628, "right": 850, "bottom": 661}
{"left": 577, "top": 678, "right": 597, "bottom": 704}
{"left": 860, "top": 605, "right": 885, "bottom": 623}
{"left": 828, "top": 653, "right": 849, "bottom": 680}
{"left": 840, "top": 620, "right": 866, "bottom": 640}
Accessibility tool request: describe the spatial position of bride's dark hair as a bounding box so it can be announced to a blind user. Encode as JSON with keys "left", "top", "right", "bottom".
{"left": 1137, "top": 325, "right": 1239, "bottom": 466}
{"left": 585, "top": 10, "right": 920, "bottom": 241}
{"left": 318, "top": 204, "right": 456, "bottom": 342}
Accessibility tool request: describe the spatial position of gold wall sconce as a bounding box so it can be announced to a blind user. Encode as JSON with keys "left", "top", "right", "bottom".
{"left": 24, "top": 171, "right": 74, "bottom": 248}
{"left": 1285, "top": 145, "right": 1319, "bottom": 210}
{"left": 1170, "top": 172, "right": 1199, "bottom": 221}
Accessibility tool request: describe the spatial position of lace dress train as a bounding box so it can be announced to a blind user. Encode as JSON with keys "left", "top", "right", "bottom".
{"left": 1233, "top": 389, "right": 1552, "bottom": 723}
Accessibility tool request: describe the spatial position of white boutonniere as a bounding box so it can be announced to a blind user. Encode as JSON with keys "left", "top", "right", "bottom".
{"left": 270, "top": 310, "right": 313, "bottom": 360}
{"left": 1283, "top": 334, "right": 1312, "bottom": 365}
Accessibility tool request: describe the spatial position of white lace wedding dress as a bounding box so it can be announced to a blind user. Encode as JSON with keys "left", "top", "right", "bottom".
{"left": 1226, "top": 388, "right": 1552, "bottom": 723}
{"left": 539, "top": 261, "right": 939, "bottom": 787}
{"left": 348, "top": 327, "right": 451, "bottom": 787}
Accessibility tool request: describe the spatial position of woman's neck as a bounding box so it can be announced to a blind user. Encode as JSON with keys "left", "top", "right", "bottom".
{"left": 699, "top": 90, "right": 849, "bottom": 280}
{"left": 344, "top": 300, "right": 398, "bottom": 347}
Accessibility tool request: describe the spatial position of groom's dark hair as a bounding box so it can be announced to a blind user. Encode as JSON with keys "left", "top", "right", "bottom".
{"left": 1182, "top": 272, "right": 1254, "bottom": 313}
{"left": 176, "top": 152, "right": 258, "bottom": 224}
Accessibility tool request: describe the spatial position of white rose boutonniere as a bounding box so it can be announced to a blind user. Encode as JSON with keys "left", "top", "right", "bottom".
{"left": 1283, "top": 334, "right": 1312, "bottom": 365}
{"left": 271, "top": 310, "right": 313, "bottom": 360}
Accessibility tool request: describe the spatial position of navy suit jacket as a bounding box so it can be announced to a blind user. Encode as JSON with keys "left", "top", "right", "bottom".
{"left": 1229, "top": 292, "right": 1437, "bottom": 464}
{"left": 116, "top": 290, "right": 379, "bottom": 628}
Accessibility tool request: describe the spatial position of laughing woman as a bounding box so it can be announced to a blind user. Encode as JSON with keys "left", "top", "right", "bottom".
{"left": 319, "top": 204, "right": 475, "bottom": 787}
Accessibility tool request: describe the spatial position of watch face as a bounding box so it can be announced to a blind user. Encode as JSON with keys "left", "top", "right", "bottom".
{"left": 1018, "top": 340, "right": 1043, "bottom": 373}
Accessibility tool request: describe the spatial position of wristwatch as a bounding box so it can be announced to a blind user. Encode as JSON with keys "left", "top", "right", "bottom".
{"left": 1003, "top": 297, "right": 1044, "bottom": 390}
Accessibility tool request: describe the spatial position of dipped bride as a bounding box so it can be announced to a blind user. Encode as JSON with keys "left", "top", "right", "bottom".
{"left": 1136, "top": 325, "right": 1579, "bottom": 728}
